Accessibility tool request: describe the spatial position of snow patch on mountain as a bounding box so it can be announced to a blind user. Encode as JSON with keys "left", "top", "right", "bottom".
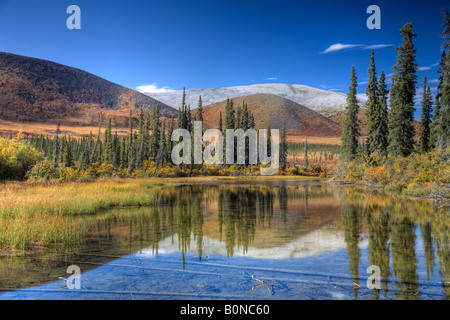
{"left": 143, "top": 83, "right": 367, "bottom": 117}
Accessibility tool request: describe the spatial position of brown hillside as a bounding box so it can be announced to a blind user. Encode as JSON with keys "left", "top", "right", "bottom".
{"left": 0, "top": 52, "right": 177, "bottom": 128}
{"left": 196, "top": 94, "right": 342, "bottom": 138}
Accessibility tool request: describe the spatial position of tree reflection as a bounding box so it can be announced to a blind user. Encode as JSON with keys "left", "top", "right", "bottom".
{"left": 341, "top": 192, "right": 363, "bottom": 299}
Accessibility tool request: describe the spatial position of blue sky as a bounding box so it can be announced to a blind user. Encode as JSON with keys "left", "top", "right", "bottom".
{"left": 0, "top": 0, "right": 448, "bottom": 116}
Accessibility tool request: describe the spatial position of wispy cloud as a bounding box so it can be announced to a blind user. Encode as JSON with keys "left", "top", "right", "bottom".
{"left": 136, "top": 83, "right": 175, "bottom": 94}
{"left": 364, "top": 44, "right": 394, "bottom": 50}
{"left": 320, "top": 43, "right": 394, "bottom": 54}
{"left": 418, "top": 63, "right": 440, "bottom": 71}
{"left": 263, "top": 77, "right": 278, "bottom": 81}
{"left": 320, "top": 43, "right": 363, "bottom": 54}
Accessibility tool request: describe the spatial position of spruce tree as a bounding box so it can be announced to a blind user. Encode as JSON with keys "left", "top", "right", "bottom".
{"left": 52, "top": 124, "right": 61, "bottom": 168}
{"left": 375, "top": 70, "right": 390, "bottom": 158}
{"left": 127, "top": 110, "right": 134, "bottom": 171}
{"left": 150, "top": 105, "right": 161, "bottom": 158}
{"left": 103, "top": 118, "right": 113, "bottom": 164}
{"left": 61, "top": 137, "right": 74, "bottom": 168}
{"left": 365, "top": 50, "right": 379, "bottom": 155}
{"left": 196, "top": 96, "right": 204, "bottom": 122}
{"left": 304, "top": 137, "right": 309, "bottom": 168}
{"left": 279, "top": 127, "right": 288, "bottom": 171}
{"left": 418, "top": 77, "right": 433, "bottom": 153}
{"left": 223, "top": 99, "right": 235, "bottom": 164}
{"left": 341, "top": 66, "right": 361, "bottom": 161}
{"left": 218, "top": 112, "right": 223, "bottom": 133}
{"left": 434, "top": 11, "right": 450, "bottom": 150}
{"left": 388, "top": 22, "right": 418, "bottom": 157}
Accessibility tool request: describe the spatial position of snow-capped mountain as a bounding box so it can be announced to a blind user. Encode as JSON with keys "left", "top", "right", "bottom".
{"left": 144, "top": 83, "right": 367, "bottom": 117}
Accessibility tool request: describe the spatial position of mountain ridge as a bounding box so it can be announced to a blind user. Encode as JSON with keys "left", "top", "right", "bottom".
{"left": 196, "top": 93, "right": 342, "bottom": 138}
{"left": 0, "top": 52, "right": 177, "bottom": 127}
{"left": 146, "top": 83, "right": 368, "bottom": 118}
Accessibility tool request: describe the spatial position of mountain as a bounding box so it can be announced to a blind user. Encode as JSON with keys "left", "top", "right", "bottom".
{"left": 147, "top": 83, "right": 367, "bottom": 118}
{"left": 196, "top": 94, "right": 342, "bottom": 138}
{"left": 0, "top": 52, "right": 177, "bottom": 127}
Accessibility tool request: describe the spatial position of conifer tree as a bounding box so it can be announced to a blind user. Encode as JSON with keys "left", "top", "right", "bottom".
{"left": 186, "top": 105, "right": 192, "bottom": 132}
{"left": 127, "top": 110, "right": 134, "bottom": 171}
{"left": 375, "top": 70, "right": 389, "bottom": 158}
{"left": 431, "top": 92, "right": 441, "bottom": 149}
{"left": 279, "top": 127, "right": 288, "bottom": 171}
{"left": 61, "top": 136, "right": 74, "bottom": 168}
{"left": 103, "top": 118, "right": 113, "bottom": 164}
{"left": 52, "top": 124, "right": 61, "bottom": 168}
{"left": 224, "top": 98, "right": 236, "bottom": 164}
{"left": 341, "top": 66, "right": 360, "bottom": 161}
{"left": 304, "top": 136, "right": 309, "bottom": 168}
{"left": 150, "top": 105, "right": 161, "bottom": 158}
{"left": 92, "top": 119, "right": 103, "bottom": 164}
{"left": 434, "top": 11, "right": 450, "bottom": 150}
{"left": 218, "top": 112, "right": 223, "bottom": 133}
{"left": 196, "top": 96, "right": 204, "bottom": 122}
{"left": 365, "top": 50, "right": 379, "bottom": 155}
{"left": 119, "top": 136, "right": 127, "bottom": 169}
{"left": 418, "top": 77, "right": 433, "bottom": 153}
{"left": 388, "top": 22, "right": 418, "bottom": 157}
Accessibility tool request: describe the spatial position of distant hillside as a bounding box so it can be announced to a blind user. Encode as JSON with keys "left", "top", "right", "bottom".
{"left": 147, "top": 83, "right": 367, "bottom": 118}
{"left": 196, "top": 94, "right": 342, "bottom": 138}
{"left": 0, "top": 52, "right": 177, "bottom": 127}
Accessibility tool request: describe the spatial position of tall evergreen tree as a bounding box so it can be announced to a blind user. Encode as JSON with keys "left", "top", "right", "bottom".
{"left": 418, "top": 77, "right": 433, "bottom": 153}
{"left": 103, "top": 118, "right": 113, "bottom": 164}
{"left": 224, "top": 99, "right": 236, "bottom": 164}
{"left": 375, "top": 70, "right": 390, "bottom": 158}
{"left": 61, "top": 136, "right": 74, "bottom": 168}
{"left": 218, "top": 112, "right": 223, "bottom": 133}
{"left": 150, "top": 105, "right": 161, "bottom": 158}
{"left": 52, "top": 124, "right": 61, "bottom": 168}
{"left": 341, "top": 66, "right": 361, "bottom": 161}
{"left": 304, "top": 136, "right": 309, "bottom": 168}
{"left": 434, "top": 11, "right": 450, "bottom": 150}
{"left": 365, "top": 50, "right": 379, "bottom": 155}
{"left": 196, "top": 96, "right": 204, "bottom": 122}
{"left": 279, "top": 127, "right": 288, "bottom": 171}
{"left": 388, "top": 22, "right": 418, "bottom": 157}
{"left": 127, "top": 110, "right": 134, "bottom": 172}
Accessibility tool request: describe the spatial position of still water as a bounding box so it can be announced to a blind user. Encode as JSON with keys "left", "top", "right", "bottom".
{"left": 0, "top": 180, "right": 448, "bottom": 300}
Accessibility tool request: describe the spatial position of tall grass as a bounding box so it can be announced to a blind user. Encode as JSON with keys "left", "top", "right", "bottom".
{"left": 0, "top": 178, "right": 166, "bottom": 252}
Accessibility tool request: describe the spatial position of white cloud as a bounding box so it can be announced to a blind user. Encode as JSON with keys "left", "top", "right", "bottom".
{"left": 136, "top": 83, "right": 175, "bottom": 94}
{"left": 320, "top": 43, "right": 363, "bottom": 54}
{"left": 320, "top": 43, "right": 394, "bottom": 54}
{"left": 364, "top": 44, "right": 394, "bottom": 50}
{"left": 418, "top": 63, "right": 440, "bottom": 71}
{"left": 263, "top": 77, "right": 279, "bottom": 81}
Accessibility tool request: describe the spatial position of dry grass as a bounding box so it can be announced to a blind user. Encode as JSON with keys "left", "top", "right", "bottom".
{"left": 287, "top": 135, "right": 342, "bottom": 145}
{"left": 0, "top": 119, "right": 129, "bottom": 138}
{"left": 0, "top": 178, "right": 169, "bottom": 252}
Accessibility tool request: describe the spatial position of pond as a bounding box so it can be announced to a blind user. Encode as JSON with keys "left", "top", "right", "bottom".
{"left": 0, "top": 180, "right": 448, "bottom": 300}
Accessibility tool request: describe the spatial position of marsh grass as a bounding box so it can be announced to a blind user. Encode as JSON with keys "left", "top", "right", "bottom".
{"left": 0, "top": 178, "right": 171, "bottom": 252}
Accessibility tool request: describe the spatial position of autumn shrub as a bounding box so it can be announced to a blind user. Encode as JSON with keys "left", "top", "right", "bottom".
{"left": 57, "top": 167, "right": 79, "bottom": 183}
{"left": 362, "top": 165, "right": 389, "bottom": 186}
{"left": 0, "top": 134, "right": 43, "bottom": 180}
{"left": 26, "top": 159, "right": 59, "bottom": 182}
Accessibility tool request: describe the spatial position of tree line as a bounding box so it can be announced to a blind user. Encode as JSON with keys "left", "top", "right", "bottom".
{"left": 26, "top": 87, "right": 290, "bottom": 179}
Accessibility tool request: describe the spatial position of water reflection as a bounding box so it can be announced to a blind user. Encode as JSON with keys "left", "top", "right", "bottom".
{"left": 0, "top": 182, "right": 448, "bottom": 300}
